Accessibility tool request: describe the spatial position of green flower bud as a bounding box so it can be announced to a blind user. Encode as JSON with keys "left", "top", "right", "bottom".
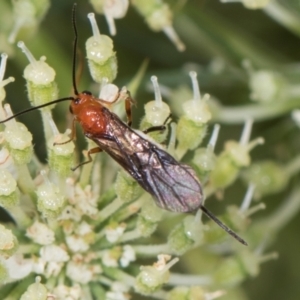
{"left": 20, "top": 277, "right": 48, "bottom": 300}
{"left": 145, "top": 76, "right": 171, "bottom": 126}
{"left": 167, "top": 286, "right": 206, "bottom": 300}
{"left": 131, "top": 0, "right": 184, "bottom": 51}
{"left": 209, "top": 119, "right": 263, "bottom": 190}
{"left": 114, "top": 171, "right": 143, "bottom": 202}
{"left": 0, "top": 53, "right": 15, "bottom": 104}
{"left": 89, "top": 0, "right": 129, "bottom": 35}
{"left": 176, "top": 72, "right": 211, "bottom": 158}
{"left": 86, "top": 13, "right": 117, "bottom": 83}
{"left": 137, "top": 200, "right": 163, "bottom": 237}
{"left": 135, "top": 255, "right": 178, "bottom": 295}
{"left": 47, "top": 132, "right": 75, "bottom": 177}
{"left": 3, "top": 106, "right": 33, "bottom": 165}
{"left": 18, "top": 41, "right": 58, "bottom": 109}
{"left": 140, "top": 76, "right": 170, "bottom": 143}
{"left": 0, "top": 169, "right": 19, "bottom": 208}
{"left": 192, "top": 147, "right": 216, "bottom": 179}
{"left": 36, "top": 172, "right": 65, "bottom": 219}
{"left": 9, "top": 0, "right": 50, "bottom": 43}
{"left": 167, "top": 214, "right": 203, "bottom": 255}
{"left": 176, "top": 116, "right": 207, "bottom": 152}
{"left": 0, "top": 224, "right": 18, "bottom": 258}
{"left": 209, "top": 149, "right": 240, "bottom": 190}
{"left": 242, "top": 161, "right": 288, "bottom": 198}
{"left": 213, "top": 257, "right": 245, "bottom": 287}
{"left": 0, "top": 261, "right": 9, "bottom": 284}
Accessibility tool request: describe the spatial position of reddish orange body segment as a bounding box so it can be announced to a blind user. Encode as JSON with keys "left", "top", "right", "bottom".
{"left": 71, "top": 93, "right": 109, "bottom": 136}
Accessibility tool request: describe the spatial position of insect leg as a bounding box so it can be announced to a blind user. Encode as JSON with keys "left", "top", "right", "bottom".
{"left": 143, "top": 114, "right": 172, "bottom": 134}
{"left": 125, "top": 90, "right": 133, "bottom": 127}
{"left": 71, "top": 147, "right": 103, "bottom": 171}
{"left": 54, "top": 118, "right": 77, "bottom": 146}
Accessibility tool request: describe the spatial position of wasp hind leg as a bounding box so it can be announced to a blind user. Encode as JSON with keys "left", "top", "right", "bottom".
{"left": 71, "top": 147, "right": 103, "bottom": 171}
{"left": 143, "top": 114, "right": 172, "bottom": 134}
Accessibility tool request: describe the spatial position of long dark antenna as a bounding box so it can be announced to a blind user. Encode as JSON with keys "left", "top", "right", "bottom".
{"left": 200, "top": 205, "right": 248, "bottom": 246}
{"left": 72, "top": 3, "right": 79, "bottom": 96}
{"left": 0, "top": 97, "right": 74, "bottom": 123}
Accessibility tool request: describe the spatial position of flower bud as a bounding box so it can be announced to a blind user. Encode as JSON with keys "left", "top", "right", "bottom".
{"left": 140, "top": 76, "right": 170, "bottom": 143}
{"left": 135, "top": 255, "right": 179, "bottom": 295}
{"left": 242, "top": 161, "right": 288, "bottom": 198}
{"left": 167, "top": 286, "right": 207, "bottom": 300}
{"left": 26, "top": 221, "right": 55, "bottom": 245}
{"left": 18, "top": 41, "right": 58, "bottom": 109}
{"left": 213, "top": 250, "right": 277, "bottom": 287}
{"left": 47, "top": 130, "right": 75, "bottom": 177}
{"left": 20, "top": 277, "right": 48, "bottom": 300}
{"left": 0, "top": 53, "right": 15, "bottom": 104}
{"left": 36, "top": 171, "right": 65, "bottom": 218}
{"left": 86, "top": 13, "right": 117, "bottom": 83}
{"left": 0, "top": 224, "right": 18, "bottom": 258}
{"left": 114, "top": 171, "right": 143, "bottom": 202}
{"left": 9, "top": 0, "right": 50, "bottom": 43}
{"left": 192, "top": 124, "right": 220, "bottom": 180}
{"left": 2, "top": 104, "right": 33, "bottom": 165}
{"left": 90, "top": 0, "right": 129, "bottom": 35}
{"left": 0, "top": 169, "right": 18, "bottom": 208}
{"left": 131, "top": 0, "right": 185, "bottom": 51}
{"left": 176, "top": 72, "right": 211, "bottom": 158}
{"left": 0, "top": 261, "right": 9, "bottom": 284}
{"left": 209, "top": 119, "right": 263, "bottom": 190}
{"left": 167, "top": 213, "right": 203, "bottom": 255}
{"left": 243, "top": 60, "right": 286, "bottom": 102}
{"left": 137, "top": 199, "right": 164, "bottom": 237}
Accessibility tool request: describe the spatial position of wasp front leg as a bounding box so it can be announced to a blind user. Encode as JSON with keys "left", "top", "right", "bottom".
{"left": 71, "top": 146, "right": 103, "bottom": 171}
{"left": 53, "top": 118, "right": 77, "bottom": 146}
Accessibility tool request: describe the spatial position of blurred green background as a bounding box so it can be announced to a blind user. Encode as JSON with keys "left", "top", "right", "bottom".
{"left": 1, "top": 0, "right": 300, "bottom": 299}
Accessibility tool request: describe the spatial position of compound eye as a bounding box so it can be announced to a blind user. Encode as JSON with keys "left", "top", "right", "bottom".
{"left": 74, "top": 98, "right": 80, "bottom": 105}
{"left": 82, "top": 90, "right": 92, "bottom": 95}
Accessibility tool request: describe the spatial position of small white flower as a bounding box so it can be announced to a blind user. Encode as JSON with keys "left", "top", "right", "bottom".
{"left": 105, "top": 223, "right": 126, "bottom": 243}
{"left": 52, "top": 284, "right": 82, "bottom": 300}
{"left": 102, "top": 250, "right": 118, "bottom": 267}
{"left": 26, "top": 221, "right": 55, "bottom": 245}
{"left": 40, "top": 244, "right": 70, "bottom": 262}
{"left": 120, "top": 245, "right": 136, "bottom": 267}
{"left": 45, "top": 261, "right": 64, "bottom": 278}
{"left": 66, "top": 235, "right": 89, "bottom": 252}
{"left": 72, "top": 184, "right": 98, "bottom": 217}
{"left": 2, "top": 254, "right": 33, "bottom": 280}
{"left": 76, "top": 221, "right": 93, "bottom": 236}
{"left": 66, "top": 261, "right": 93, "bottom": 284}
{"left": 0, "top": 224, "right": 15, "bottom": 250}
{"left": 106, "top": 281, "right": 130, "bottom": 300}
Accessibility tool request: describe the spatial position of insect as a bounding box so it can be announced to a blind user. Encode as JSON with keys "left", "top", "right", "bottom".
{"left": 0, "top": 4, "right": 247, "bottom": 246}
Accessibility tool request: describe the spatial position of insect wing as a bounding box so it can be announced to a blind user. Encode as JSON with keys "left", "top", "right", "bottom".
{"left": 140, "top": 148, "right": 203, "bottom": 213}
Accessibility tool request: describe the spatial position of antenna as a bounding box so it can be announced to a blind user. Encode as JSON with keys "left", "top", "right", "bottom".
{"left": 72, "top": 3, "right": 79, "bottom": 96}
{"left": 200, "top": 205, "right": 248, "bottom": 246}
{"left": 0, "top": 5, "right": 80, "bottom": 123}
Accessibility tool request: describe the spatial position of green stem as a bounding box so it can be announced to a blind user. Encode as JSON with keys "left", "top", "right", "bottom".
{"left": 264, "top": 1, "right": 300, "bottom": 37}
{"left": 260, "top": 186, "right": 300, "bottom": 232}
{"left": 284, "top": 154, "right": 300, "bottom": 178}
{"left": 16, "top": 164, "right": 36, "bottom": 200}
{"left": 169, "top": 273, "right": 212, "bottom": 286}
{"left": 132, "top": 244, "right": 172, "bottom": 256}
{"left": 213, "top": 98, "right": 300, "bottom": 124}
